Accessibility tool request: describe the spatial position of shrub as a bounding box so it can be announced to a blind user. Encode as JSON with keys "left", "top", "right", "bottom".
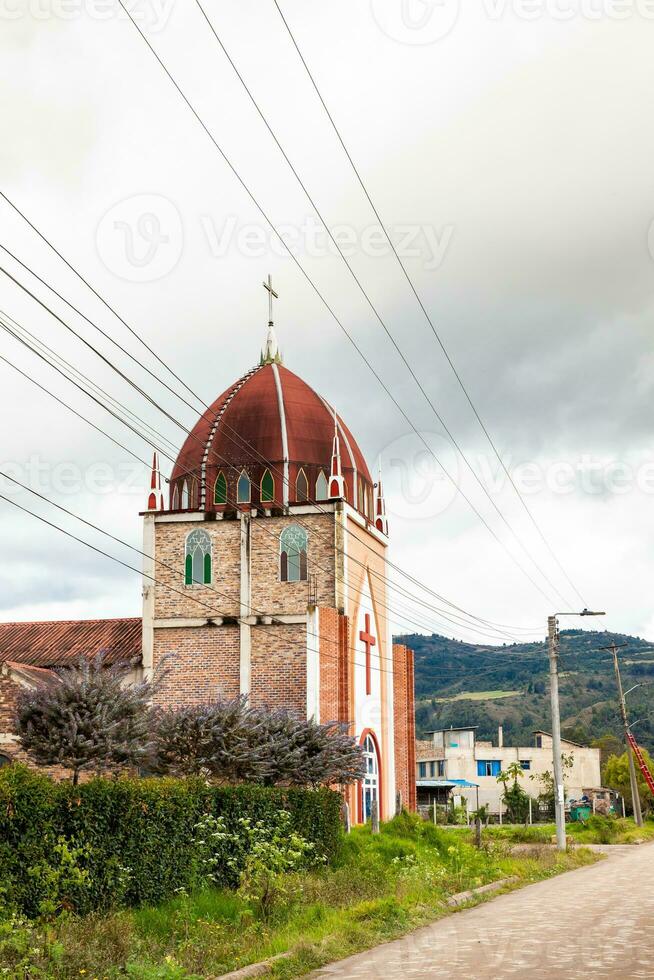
{"left": 0, "top": 765, "right": 342, "bottom": 917}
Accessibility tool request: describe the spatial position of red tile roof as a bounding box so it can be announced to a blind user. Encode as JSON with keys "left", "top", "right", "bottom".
{"left": 0, "top": 618, "right": 142, "bottom": 668}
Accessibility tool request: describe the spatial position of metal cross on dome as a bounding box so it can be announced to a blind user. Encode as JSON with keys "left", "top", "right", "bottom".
{"left": 359, "top": 612, "right": 376, "bottom": 696}
{"left": 263, "top": 274, "right": 279, "bottom": 326}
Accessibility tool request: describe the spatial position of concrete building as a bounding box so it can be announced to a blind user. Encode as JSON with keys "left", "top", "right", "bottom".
{"left": 416, "top": 726, "right": 601, "bottom": 815}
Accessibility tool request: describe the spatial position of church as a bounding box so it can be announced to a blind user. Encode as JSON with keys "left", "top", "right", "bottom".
{"left": 0, "top": 288, "right": 416, "bottom": 821}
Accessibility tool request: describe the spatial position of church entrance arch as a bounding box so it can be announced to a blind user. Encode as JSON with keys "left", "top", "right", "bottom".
{"left": 359, "top": 730, "right": 381, "bottom": 823}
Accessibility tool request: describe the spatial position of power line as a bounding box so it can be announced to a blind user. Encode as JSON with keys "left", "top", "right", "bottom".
{"left": 190, "top": 0, "right": 573, "bottom": 613}
{"left": 271, "top": 0, "right": 586, "bottom": 609}
{"left": 110, "top": 0, "right": 571, "bottom": 610}
{"left": 0, "top": 255, "right": 542, "bottom": 640}
{"left": 0, "top": 194, "right": 544, "bottom": 635}
{"left": 0, "top": 314, "right": 532, "bottom": 645}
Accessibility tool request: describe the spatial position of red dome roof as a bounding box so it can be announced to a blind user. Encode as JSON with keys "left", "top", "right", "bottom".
{"left": 169, "top": 363, "right": 374, "bottom": 518}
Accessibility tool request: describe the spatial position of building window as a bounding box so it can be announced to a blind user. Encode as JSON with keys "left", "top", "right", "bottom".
{"left": 214, "top": 471, "right": 227, "bottom": 505}
{"left": 418, "top": 762, "right": 427, "bottom": 778}
{"left": 280, "top": 524, "right": 308, "bottom": 582}
{"left": 237, "top": 470, "right": 251, "bottom": 504}
{"left": 296, "top": 468, "right": 309, "bottom": 503}
{"left": 477, "top": 760, "right": 502, "bottom": 777}
{"left": 315, "top": 470, "right": 328, "bottom": 501}
{"left": 437, "top": 760, "right": 445, "bottom": 777}
{"left": 520, "top": 760, "right": 531, "bottom": 771}
{"left": 361, "top": 733, "right": 380, "bottom": 822}
{"left": 185, "top": 529, "right": 212, "bottom": 586}
{"left": 181, "top": 480, "right": 190, "bottom": 509}
{"left": 171, "top": 484, "right": 180, "bottom": 510}
{"left": 260, "top": 469, "right": 274, "bottom": 503}
{"left": 535, "top": 735, "right": 543, "bottom": 748}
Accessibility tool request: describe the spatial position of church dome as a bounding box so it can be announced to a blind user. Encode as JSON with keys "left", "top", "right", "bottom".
{"left": 169, "top": 358, "right": 375, "bottom": 522}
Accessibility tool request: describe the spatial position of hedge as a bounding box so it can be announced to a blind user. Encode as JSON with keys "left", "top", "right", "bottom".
{"left": 0, "top": 765, "right": 343, "bottom": 916}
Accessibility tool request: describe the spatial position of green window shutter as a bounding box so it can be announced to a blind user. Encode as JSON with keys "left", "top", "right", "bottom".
{"left": 185, "top": 553, "right": 193, "bottom": 586}
{"left": 214, "top": 472, "right": 227, "bottom": 504}
{"left": 203, "top": 552, "right": 212, "bottom": 584}
{"left": 261, "top": 469, "right": 274, "bottom": 502}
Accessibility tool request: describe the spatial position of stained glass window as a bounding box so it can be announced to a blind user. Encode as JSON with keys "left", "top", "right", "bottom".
{"left": 185, "top": 529, "right": 212, "bottom": 586}
{"left": 237, "top": 470, "right": 251, "bottom": 504}
{"left": 296, "top": 468, "right": 309, "bottom": 502}
{"left": 280, "top": 524, "right": 308, "bottom": 583}
{"left": 315, "top": 470, "right": 328, "bottom": 501}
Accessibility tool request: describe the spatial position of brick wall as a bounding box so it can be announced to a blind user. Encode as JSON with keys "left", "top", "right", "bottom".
{"left": 153, "top": 625, "right": 240, "bottom": 706}
{"left": 393, "top": 643, "right": 417, "bottom": 811}
{"left": 318, "top": 607, "right": 350, "bottom": 724}
{"left": 153, "top": 518, "right": 241, "bottom": 620}
{"left": 250, "top": 623, "right": 307, "bottom": 714}
{"left": 251, "top": 514, "right": 336, "bottom": 615}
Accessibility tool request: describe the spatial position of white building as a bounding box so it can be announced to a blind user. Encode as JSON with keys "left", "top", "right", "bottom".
{"left": 416, "top": 726, "right": 601, "bottom": 816}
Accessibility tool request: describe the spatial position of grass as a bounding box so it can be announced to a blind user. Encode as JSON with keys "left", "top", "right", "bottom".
{"left": 445, "top": 816, "right": 654, "bottom": 847}
{"left": 428, "top": 690, "right": 520, "bottom": 703}
{"left": 0, "top": 813, "right": 600, "bottom": 979}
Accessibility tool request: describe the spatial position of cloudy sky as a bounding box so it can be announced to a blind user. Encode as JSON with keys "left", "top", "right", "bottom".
{"left": 1, "top": 0, "right": 653, "bottom": 643}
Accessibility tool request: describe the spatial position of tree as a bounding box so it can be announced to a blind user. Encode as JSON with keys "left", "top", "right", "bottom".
{"left": 532, "top": 751, "right": 574, "bottom": 804}
{"left": 153, "top": 699, "right": 365, "bottom": 788}
{"left": 591, "top": 734, "right": 623, "bottom": 774}
{"left": 604, "top": 750, "right": 654, "bottom": 817}
{"left": 497, "top": 762, "right": 531, "bottom": 823}
{"left": 153, "top": 697, "right": 269, "bottom": 782}
{"left": 14, "top": 654, "right": 157, "bottom": 784}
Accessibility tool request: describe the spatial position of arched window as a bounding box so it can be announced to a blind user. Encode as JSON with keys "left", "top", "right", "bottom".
{"left": 361, "top": 733, "right": 380, "bottom": 823}
{"left": 172, "top": 484, "right": 180, "bottom": 510}
{"left": 315, "top": 470, "right": 328, "bottom": 501}
{"left": 185, "top": 529, "right": 212, "bottom": 586}
{"left": 260, "top": 469, "right": 274, "bottom": 503}
{"left": 358, "top": 476, "right": 365, "bottom": 514}
{"left": 237, "top": 470, "right": 251, "bottom": 504}
{"left": 280, "top": 524, "right": 308, "bottom": 582}
{"left": 214, "top": 471, "right": 227, "bottom": 505}
{"left": 181, "top": 480, "right": 190, "bottom": 509}
{"left": 296, "top": 468, "right": 309, "bottom": 503}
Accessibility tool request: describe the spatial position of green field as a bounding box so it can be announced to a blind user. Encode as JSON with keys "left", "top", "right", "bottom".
{"left": 428, "top": 690, "right": 521, "bottom": 704}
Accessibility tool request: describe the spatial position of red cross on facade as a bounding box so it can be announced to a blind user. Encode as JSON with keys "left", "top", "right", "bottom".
{"left": 359, "top": 612, "right": 376, "bottom": 696}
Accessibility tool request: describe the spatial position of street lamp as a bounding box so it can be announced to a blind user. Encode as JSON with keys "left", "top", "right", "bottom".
{"left": 548, "top": 609, "right": 605, "bottom": 851}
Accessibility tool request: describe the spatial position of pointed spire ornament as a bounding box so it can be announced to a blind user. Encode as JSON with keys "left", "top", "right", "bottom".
{"left": 147, "top": 452, "right": 165, "bottom": 511}
{"left": 328, "top": 410, "right": 345, "bottom": 499}
{"left": 375, "top": 463, "right": 388, "bottom": 535}
{"left": 260, "top": 274, "right": 283, "bottom": 365}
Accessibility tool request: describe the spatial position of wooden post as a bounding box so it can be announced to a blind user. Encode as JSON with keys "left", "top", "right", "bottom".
{"left": 466, "top": 798, "right": 470, "bottom": 825}
{"left": 499, "top": 800, "right": 503, "bottom": 825}
{"left": 528, "top": 796, "right": 533, "bottom": 825}
{"left": 371, "top": 798, "right": 380, "bottom": 834}
{"left": 621, "top": 795, "right": 626, "bottom": 818}
{"left": 592, "top": 796, "right": 596, "bottom": 814}
{"left": 432, "top": 800, "right": 437, "bottom": 825}
{"left": 475, "top": 817, "right": 482, "bottom": 848}
{"left": 341, "top": 801, "right": 351, "bottom": 834}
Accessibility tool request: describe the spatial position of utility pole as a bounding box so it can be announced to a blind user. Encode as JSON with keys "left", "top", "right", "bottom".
{"left": 548, "top": 609, "right": 605, "bottom": 852}
{"left": 547, "top": 615, "right": 567, "bottom": 851}
{"left": 600, "top": 641, "right": 643, "bottom": 827}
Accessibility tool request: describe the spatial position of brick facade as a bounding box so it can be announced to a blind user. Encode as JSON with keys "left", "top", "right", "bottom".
{"left": 152, "top": 624, "right": 241, "bottom": 706}
{"left": 393, "top": 643, "right": 417, "bottom": 811}
{"left": 318, "top": 607, "right": 350, "bottom": 724}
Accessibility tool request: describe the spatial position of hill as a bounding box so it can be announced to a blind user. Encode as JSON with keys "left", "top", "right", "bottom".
{"left": 398, "top": 629, "right": 654, "bottom": 753}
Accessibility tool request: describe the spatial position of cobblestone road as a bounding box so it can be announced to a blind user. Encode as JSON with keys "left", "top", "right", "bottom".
{"left": 311, "top": 844, "right": 654, "bottom": 979}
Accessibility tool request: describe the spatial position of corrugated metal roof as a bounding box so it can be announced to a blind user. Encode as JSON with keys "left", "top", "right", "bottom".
{"left": 0, "top": 618, "right": 142, "bottom": 668}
